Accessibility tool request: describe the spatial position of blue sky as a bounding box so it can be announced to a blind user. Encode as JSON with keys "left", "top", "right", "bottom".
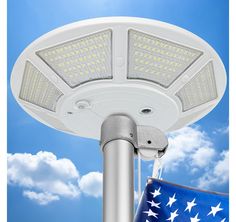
{"left": 7, "top": 0, "right": 229, "bottom": 222}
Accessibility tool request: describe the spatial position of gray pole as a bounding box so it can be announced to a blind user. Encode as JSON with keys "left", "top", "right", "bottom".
{"left": 103, "top": 140, "right": 134, "bottom": 222}
{"left": 100, "top": 114, "right": 168, "bottom": 222}
{"left": 101, "top": 115, "right": 137, "bottom": 222}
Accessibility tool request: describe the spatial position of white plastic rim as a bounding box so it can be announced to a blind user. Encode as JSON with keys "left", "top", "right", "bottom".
{"left": 11, "top": 17, "right": 227, "bottom": 139}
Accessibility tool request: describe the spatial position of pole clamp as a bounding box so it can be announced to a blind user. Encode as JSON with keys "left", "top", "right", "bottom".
{"left": 100, "top": 114, "right": 168, "bottom": 160}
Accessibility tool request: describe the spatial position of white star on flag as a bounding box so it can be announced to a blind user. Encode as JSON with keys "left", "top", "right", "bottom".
{"left": 150, "top": 187, "right": 161, "bottom": 198}
{"left": 190, "top": 213, "right": 200, "bottom": 222}
{"left": 185, "top": 198, "right": 197, "bottom": 213}
{"left": 166, "top": 193, "right": 177, "bottom": 207}
{"left": 147, "top": 200, "right": 161, "bottom": 209}
{"left": 134, "top": 179, "right": 228, "bottom": 222}
{"left": 166, "top": 209, "right": 179, "bottom": 222}
{"left": 143, "top": 209, "right": 158, "bottom": 218}
{"left": 208, "top": 202, "right": 223, "bottom": 217}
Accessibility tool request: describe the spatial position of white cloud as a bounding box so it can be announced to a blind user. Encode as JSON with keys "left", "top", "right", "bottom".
{"left": 134, "top": 191, "right": 140, "bottom": 204}
{"left": 213, "top": 126, "right": 229, "bottom": 135}
{"left": 23, "top": 190, "right": 59, "bottom": 205}
{"left": 8, "top": 151, "right": 81, "bottom": 204}
{"left": 162, "top": 126, "right": 215, "bottom": 171}
{"left": 8, "top": 131, "right": 229, "bottom": 205}
{"left": 157, "top": 125, "right": 229, "bottom": 190}
{"left": 197, "top": 150, "right": 229, "bottom": 189}
{"left": 79, "top": 172, "right": 102, "bottom": 198}
{"left": 78, "top": 172, "right": 140, "bottom": 203}
{"left": 7, "top": 151, "right": 107, "bottom": 205}
{"left": 191, "top": 147, "right": 216, "bottom": 168}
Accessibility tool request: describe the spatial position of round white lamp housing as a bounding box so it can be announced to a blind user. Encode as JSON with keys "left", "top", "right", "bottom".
{"left": 11, "top": 17, "right": 226, "bottom": 139}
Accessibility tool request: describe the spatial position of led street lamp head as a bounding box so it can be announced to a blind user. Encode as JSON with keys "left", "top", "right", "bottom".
{"left": 11, "top": 16, "right": 227, "bottom": 222}
{"left": 11, "top": 17, "right": 227, "bottom": 139}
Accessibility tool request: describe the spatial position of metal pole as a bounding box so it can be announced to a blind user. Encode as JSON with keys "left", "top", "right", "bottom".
{"left": 101, "top": 114, "right": 137, "bottom": 222}
{"left": 103, "top": 140, "right": 134, "bottom": 222}
{"left": 100, "top": 114, "right": 168, "bottom": 221}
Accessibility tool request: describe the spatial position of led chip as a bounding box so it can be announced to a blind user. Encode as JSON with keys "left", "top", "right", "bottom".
{"left": 176, "top": 62, "right": 218, "bottom": 111}
{"left": 128, "top": 30, "right": 202, "bottom": 88}
{"left": 37, "top": 30, "right": 112, "bottom": 88}
{"left": 19, "top": 61, "right": 63, "bottom": 111}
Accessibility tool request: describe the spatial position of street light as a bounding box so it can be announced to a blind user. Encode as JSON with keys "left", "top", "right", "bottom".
{"left": 10, "top": 17, "right": 227, "bottom": 222}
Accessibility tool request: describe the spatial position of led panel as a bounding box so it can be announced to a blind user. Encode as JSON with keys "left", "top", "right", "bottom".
{"left": 19, "top": 61, "right": 63, "bottom": 111}
{"left": 176, "top": 62, "right": 218, "bottom": 111}
{"left": 128, "top": 30, "right": 202, "bottom": 88}
{"left": 37, "top": 30, "right": 112, "bottom": 88}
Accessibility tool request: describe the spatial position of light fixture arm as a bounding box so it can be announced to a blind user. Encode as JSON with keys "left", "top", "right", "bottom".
{"left": 100, "top": 114, "right": 168, "bottom": 222}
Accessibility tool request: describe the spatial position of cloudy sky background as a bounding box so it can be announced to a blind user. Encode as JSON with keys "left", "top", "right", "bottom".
{"left": 8, "top": 0, "right": 228, "bottom": 221}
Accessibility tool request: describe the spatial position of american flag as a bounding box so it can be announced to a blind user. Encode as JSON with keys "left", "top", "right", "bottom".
{"left": 135, "top": 178, "right": 228, "bottom": 222}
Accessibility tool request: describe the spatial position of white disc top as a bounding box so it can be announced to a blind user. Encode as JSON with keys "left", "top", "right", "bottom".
{"left": 11, "top": 17, "right": 227, "bottom": 139}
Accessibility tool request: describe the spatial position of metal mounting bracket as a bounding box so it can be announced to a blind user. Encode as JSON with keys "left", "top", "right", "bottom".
{"left": 100, "top": 114, "right": 168, "bottom": 160}
{"left": 136, "top": 125, "right": 168, "bottom": 159}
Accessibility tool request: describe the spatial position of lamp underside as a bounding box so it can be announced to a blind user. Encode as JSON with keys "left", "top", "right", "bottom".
{"left": 11, "top": 17, "right": 227, "bottom": 139}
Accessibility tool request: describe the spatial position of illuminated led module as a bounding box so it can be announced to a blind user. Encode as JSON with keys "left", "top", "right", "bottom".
{"left": 37, "top": 30, "right": 112, "bottom": 87}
